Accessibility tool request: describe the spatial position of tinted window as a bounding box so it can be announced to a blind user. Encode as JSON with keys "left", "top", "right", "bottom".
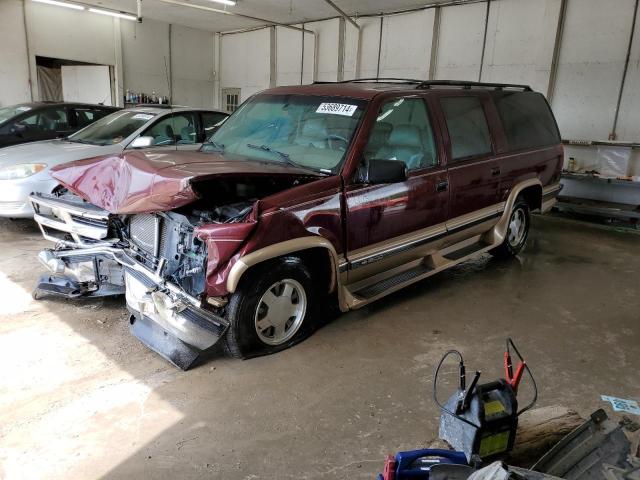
{"left": 365, "top": 98, "right": 437, "bottom": 170}
{"left": 202, "top": 112, "right": 228, "bottom": 139}
{"left": 143, "top": 112, "right": 199, "bottom": 146}
{"left": 494, "top": 92, "right": 560, "bottom": 151}
{"left": 441, "top": 97, "right": 492, "bottom": 161}
{"left": 74, "top": 108, "right": 111, "bottom": 128}
{"left": 20, "top": 108, "right": 69, "bottom": 131}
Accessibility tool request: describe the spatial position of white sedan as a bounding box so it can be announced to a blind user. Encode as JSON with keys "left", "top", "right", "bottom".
{"left": 0, "top": 106, "right": 228, "bottom": 218}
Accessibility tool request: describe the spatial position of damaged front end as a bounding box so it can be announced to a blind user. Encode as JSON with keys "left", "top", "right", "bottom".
{"left": 29, "top": 192, "right": 255, "bottom": 370}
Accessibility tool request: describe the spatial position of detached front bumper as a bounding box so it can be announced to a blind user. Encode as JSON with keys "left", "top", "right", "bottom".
{"left": 37, "top": 246, "right": 229, "bottom": 370}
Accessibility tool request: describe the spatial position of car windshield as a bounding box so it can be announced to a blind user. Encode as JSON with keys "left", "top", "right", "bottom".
{"left": 204, "top": 94, "right": 367, "bottom": 173}
{"left": 68, "top": 110, "right": 157, "bottom": 146}
{"left": 0, "top": 105, "right": 32, "bottom": 124}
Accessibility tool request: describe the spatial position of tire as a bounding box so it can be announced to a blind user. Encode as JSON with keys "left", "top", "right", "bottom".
{"left": 223, "top": 256, "right": 319, "bottom": 359}
{"left": 490, "top": 197, "right": 530, "bottom": 259}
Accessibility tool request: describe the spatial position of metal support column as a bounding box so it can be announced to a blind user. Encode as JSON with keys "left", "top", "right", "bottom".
{"left": 429, "top": 6, "right": 441, "bottom": 80}
{"left": 546, "top": 0, "right": 568, "bottom": 103}
{"left": 478, "top": 0, "right": 490, "bottom": 82}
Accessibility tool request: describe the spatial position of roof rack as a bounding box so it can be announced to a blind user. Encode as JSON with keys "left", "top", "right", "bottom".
{"left": 313, "top": 78, "right": 533, "bottom": 91}
{"left": 415, "top": 80, "right": 532, "bottom": 91}
{"left": 314, "top": 78, "right": 424, "bottom": 85}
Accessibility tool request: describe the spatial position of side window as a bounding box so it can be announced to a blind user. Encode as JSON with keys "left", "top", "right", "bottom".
{"left": 201, "top": 112, "right": 228, "bottom": 140}
{"left": 19, "top": 108, "right": 69, "bottom": 131}
{"left": 74, "top": 108, "right": 111, "bottom": 129}
{"left": 143, "top": 112, "right": 199, "bottom": 146}
{"left": 364, "top": 98, "right": 437, "bottom": 170}
{"left": 494, "top": 92, "right": 560, "bottom": 151}
{"left": 440, "top": 97, "right": 492, "bottom": 161}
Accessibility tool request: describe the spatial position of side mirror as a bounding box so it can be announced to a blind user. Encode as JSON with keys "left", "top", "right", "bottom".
{"left": 129, "top": 136, "right": 154, "bottom": 148}
{"left": 11, "top": 123, "right": 28, "bottom": 136}
{"left": 360, "top": 159, "right": 407, "bottom": 184}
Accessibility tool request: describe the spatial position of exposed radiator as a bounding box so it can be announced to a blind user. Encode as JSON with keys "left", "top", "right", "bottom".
{"left": 129, "top": 214, "right": 161, "bottom": 256}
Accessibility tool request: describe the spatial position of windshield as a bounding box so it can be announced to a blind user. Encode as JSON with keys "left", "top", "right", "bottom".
{"left": 0, "top": 105, "right": 32, "bottom": 124}
{"left": 205, "top": 94, "right": 367, "bottom": 173}
{"left": 68, "top": 110, "right": 157, "bottom": 146}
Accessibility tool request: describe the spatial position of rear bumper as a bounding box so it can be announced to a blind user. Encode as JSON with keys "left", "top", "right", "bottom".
{"left": 36, "top": 246, "right": 228, "bottom": 370}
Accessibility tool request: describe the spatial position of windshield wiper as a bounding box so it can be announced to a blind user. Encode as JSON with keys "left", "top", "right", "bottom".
{"left": 246, "top": 143, "right": 293, "bottom": 163}
{"left": 246, "top": 143, "right": 330, "bottom": 176}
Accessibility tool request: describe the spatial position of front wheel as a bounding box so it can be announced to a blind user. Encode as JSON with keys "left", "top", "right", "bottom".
{"left": 223, "top": 256, "right": 318, "bottom": 359}
{"left": 490, "top": 198, "right": 530, "bottom": 258}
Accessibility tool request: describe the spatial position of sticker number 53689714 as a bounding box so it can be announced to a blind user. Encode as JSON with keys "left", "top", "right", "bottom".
{"left": 316, "top": 103, "right": 358, "bottom": 116}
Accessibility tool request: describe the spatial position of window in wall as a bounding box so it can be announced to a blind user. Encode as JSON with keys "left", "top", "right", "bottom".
{"left": 493, "top": 91, "right": 560, "bottom": 151}
{"left": 143, "top": 112, "right": 199, "bottom": 146}
{"left": 440, "top": 96, "right": 492, "bottom": 161}
{"left": 223, "top": 88, "right": 241, "bottom": 113}
{"left": 364, "top": 97, "right": 437, "bottom": 170}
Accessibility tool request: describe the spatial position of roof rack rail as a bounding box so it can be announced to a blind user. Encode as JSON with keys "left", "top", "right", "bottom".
{"left": 415, "top": 80, "right": 532, "bottom": 91}
{"left": 314, "top": 78, "right": 424, "bottom": 85}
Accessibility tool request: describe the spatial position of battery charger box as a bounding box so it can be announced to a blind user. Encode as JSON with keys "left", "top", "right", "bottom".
{"left": 439, "top": 379, "right": 519, "bottom": 462}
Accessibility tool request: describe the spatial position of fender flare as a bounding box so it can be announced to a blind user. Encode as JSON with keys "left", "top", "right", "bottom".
{"left": 226, "top": 237, "right": 340, "bottom": 294}
{"left": 489, "top": 178, "right": 543, "bottom": 245}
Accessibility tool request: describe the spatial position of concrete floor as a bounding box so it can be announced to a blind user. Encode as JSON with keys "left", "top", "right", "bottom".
{"left": 0, "top": 215, "right": 638, "bottom": 479}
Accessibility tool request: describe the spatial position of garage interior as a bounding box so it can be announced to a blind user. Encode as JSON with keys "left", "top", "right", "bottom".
{"left": 1, "top": 0, "right": 639, "bottom": 479}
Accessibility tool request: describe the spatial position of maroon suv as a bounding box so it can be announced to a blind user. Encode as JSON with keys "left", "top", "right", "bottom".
{"left": 30, "top": 79, "right": 562, "bottom": 369}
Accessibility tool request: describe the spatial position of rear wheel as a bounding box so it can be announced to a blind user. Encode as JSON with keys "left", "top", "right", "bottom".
{"left": 223, "top": 256, "right": 318, "bottom": 359}
{"left": 490, "top": 197, "right": 530, "bottom": 258}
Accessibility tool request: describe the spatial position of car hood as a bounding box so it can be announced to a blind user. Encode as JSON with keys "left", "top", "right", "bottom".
{"left": 51, "top": 149, "right": 324, "bottom": 214}
{"left": 0, "top": 140, "right": 121, "bottom": 168}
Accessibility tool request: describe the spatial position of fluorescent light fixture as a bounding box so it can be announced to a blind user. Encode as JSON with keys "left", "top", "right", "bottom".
{"left": 207, "top": 0, "right": 236, "bottom": 5}
{"left": 88, "top": 7, "right": 137, "bottom": 20}
{"left": 33, "top": 0, "right": 85, "bottom": 10}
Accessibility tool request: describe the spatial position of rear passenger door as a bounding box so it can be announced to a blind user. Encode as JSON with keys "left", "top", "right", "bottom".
{"left": 438, "top": 93, "right": 501, "bottom": 225}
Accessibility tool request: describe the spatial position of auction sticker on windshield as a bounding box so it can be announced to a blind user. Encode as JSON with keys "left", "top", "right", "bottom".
{"left": 316, "top": 103, "right": 358, "bottom": 116}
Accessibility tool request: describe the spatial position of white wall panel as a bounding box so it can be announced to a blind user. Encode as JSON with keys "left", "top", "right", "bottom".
{"left": 25, "top": 2, "right": 116, "bottom": 66}
{"left": 121, "top": 19, "right": 171, "bottom": 99}
{"left": 220, "top": 29, "right": 270, "bottom": 101}
{"left": 482, "top": 0, "right": 560, "bottom": 94}
{"left": 307, "top": 19, "right": 340, "bottom": 82}
{"left": 343, "top": 22, "right": 360, "bottom": 81}
{"left": 61, "top": 65, "right": 112, "bottom": 105}
{"left": 354, "top": 17, "right": 382, "bottom": 79}
{"left": 171, "top": 25, "right": 215, "bottom": 107}
{"left": 379, "top": 10, "right": 434, "bottom": 79}
{"left": 609, "top": 2, "right": 640, "bottom": 141}
{"left": 0, "top": 0, "right": 30, "bottom": 106}
{"left": 302, "top": 30, "right": 316, "bottom": 84}
{"left": 435, "top": 3, "right": 486, "bottom": 81}
{"left": 552, "top": 0, "right": 635, "bottom": 140}
{"left": 276, "top": 26, "right": 303, "bottom": 86}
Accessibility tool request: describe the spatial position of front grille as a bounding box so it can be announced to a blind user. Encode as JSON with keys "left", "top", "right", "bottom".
{"left": 70, "top": 214, "right": 109, "bottom": 228}
{"left": 129, "top": 214, "right": 160, "bottom": 255}
{"left": 29, "top": 192, "right": 112, "bottom": 248}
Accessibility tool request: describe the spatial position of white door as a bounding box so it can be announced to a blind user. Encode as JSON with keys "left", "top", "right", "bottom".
{"left": 61, "top": 65, "right": 113, "bottom": 106}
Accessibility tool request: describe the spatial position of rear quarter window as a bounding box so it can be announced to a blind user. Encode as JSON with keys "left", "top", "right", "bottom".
{"left": 493, "top": 91, "right": 560, "bottom": 151}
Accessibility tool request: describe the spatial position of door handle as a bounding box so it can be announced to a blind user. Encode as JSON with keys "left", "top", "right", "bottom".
{"left": 436, "top": 180, "right": 449, "bottom": 192}
{"left": 491, "top": 166, "right": 501, "bottom": 176}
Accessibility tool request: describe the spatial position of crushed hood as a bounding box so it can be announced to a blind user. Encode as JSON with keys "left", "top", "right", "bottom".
{"left": 51, "top": 149, "right": 321, "bottom": 214}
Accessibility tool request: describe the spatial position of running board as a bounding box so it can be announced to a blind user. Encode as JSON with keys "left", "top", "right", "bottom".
{"left": 353, "top": 263, "right": 434, "bottom": 299}
{"left": 346, "top": 238, "right": 494, "bottom": 306}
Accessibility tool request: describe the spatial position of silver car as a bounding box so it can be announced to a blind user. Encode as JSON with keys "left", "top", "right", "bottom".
{"left": 0, "top": 106, "right": 228, "bottom": 218}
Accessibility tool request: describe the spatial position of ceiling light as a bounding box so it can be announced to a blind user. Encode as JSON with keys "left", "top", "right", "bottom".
{"left": 88, "top": 7, "right": 137, "bottom": 20}
{"left": 207, "top": 0, "right": 237, "bottom": 5}
{"left": 32, "top": 0, "right": 85, "bottom": 10}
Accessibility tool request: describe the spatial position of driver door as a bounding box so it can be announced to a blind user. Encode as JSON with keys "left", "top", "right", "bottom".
{"left": 344, "top": 95, "right": 449, "bottom": 281}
